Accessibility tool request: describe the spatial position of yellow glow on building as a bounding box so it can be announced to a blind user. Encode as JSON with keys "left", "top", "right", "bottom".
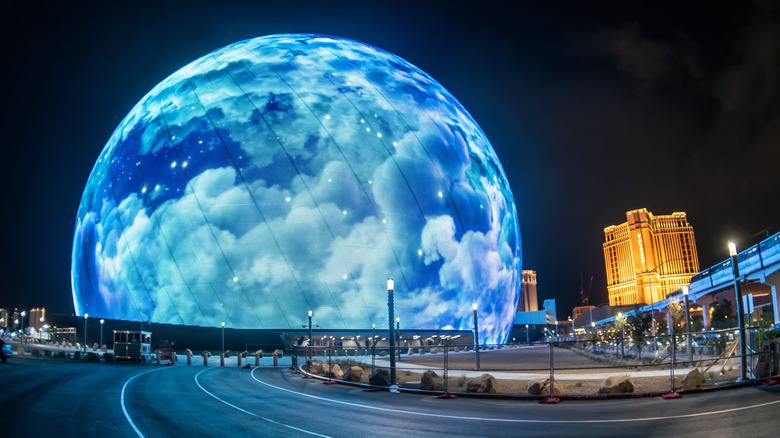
{"left": 519, "top": 270, "right": 539, "bottom": 312}
{"left": 603, "top": 208, "right": 699, "bottom": 306}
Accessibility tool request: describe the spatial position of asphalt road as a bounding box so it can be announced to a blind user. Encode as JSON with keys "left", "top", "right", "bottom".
{"left": 1, "top": 358, "right": 779, "bottom": 437}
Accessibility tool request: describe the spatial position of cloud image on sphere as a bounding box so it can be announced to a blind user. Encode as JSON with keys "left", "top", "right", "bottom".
{"left": 71, "top": 34, "right": 522, "bottom": 344}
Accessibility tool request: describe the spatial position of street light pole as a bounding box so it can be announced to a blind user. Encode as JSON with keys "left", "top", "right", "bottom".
{"left": 729, "top": 242, "right": 749, "bottom": 381}
{"left": 387, "top": 278, "right": 396, "bottom": 386}
{"left": 221, "top": 321, "right": 225, "bottom": 355}
{"left": 100, "top": 319, "right": 105, "bottom": 348}
{"left": 473, "top": 302, "right": 480, "bottom": 370}
{"left": 20, "top": 310, "right": 26, "bottom": 344}
{"left": 525, "top": 324, "right": 529, "bottom": 345}
{"left": 618, "top": 312, "right": 624, "bottom": 358}
{"left": 396, "top": 317, "right": 401, "bottom": 361}
{"left": 83, "top": 314, "right": 88, "bottom": 353}
{"left": 682, "top": 286, "right": 693, "bottom": 364}
{"left": 308, "top": 310, "right": 313, "bottom": 362}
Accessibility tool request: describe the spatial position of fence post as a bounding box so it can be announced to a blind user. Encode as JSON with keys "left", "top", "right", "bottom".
{"left": 549, "top": 340, "right": 555, "bottom": 395}
{"left": 443, "top": 344, "right": 449, "bottom": 393}
{"left": 670, "top": 336, "right": 676, "bottom": 393}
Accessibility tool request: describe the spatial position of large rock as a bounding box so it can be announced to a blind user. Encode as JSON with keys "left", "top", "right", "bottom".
{"left": 681, "top": 368, "right": 704, "bottom": 389}
{"left": 466, "top": 374, "right": 497, "bottom": 393}
{"left": 420, "top": 370, "right": 445, "bottom": 391}
{"left": 328, "top": 364, "right": 344, "bottom": 379}
{"left": 598, "top": 376, "right": 635, "bottom": 394}
{"left": 369, "top": 369, "right": 391, "bottom": 386}
{"left": 343, "top": 366, "right": 363, "bottom": 382}
{"left": 527, "top": 378, "right": 563, "bottom": 396}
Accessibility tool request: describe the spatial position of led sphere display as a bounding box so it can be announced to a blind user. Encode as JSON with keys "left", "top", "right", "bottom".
{"left": 72, "top": 34, "right": 521, "bottom": 343}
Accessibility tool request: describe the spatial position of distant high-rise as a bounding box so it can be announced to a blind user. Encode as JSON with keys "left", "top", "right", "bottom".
{"left": 518, "top": 270, "right": 539, "bottom": 312}
{"left": 603, "top": 208, "right": 699, "bottom": 306}
{"left": 29, "top": 308, "right": 46, "bottom": 329}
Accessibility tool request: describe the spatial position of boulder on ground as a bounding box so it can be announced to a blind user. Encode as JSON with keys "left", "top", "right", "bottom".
{"left": 328, "top": 364, "right": 344, "bottom": 379}
{"left": 454, "top": 346, "right": 460, "bottom": 352}
{"left": 421, "top": 370, "right": 445, "bottom": 391}
{"left": 343, "top": 366, "right": 363, "bottom": 382}
{"left": 598, "top": 376, "right": 635, "bottom": 394}
{"left": 369, "top": 368, "right": 391, "bottom": 386}
{"left": 430, "top": 348, "right": 438, "bottom": 354}
{"left": 681, "top": 368, "right": 704, "bottom": 389}
{"left": 527, "top": 378, "right": 563, "bottom": 396}
{"left": 379, "top": 350, "right": 388, "bottom": 357}
{"left": 407, "top": 348, "right": 414, "bottom": 355}
{"left": 418, "top": 348, "right": 425, "bottom": 355}
{"left": 467, "top": 374, "right": 497, "bottom": 394}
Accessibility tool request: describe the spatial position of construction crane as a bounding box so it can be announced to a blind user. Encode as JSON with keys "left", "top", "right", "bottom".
{"left": 580, "top": 272, "right": 593, "bottom": 306}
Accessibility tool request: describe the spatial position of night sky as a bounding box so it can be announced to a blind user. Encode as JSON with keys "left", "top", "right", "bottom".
{"left": 3, "top": 1, "right": 779, "bottom": 322}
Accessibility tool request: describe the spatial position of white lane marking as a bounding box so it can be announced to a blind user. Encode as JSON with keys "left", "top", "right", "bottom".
{"left": 194, "top": 368, "right": 332, "bottom": 437}
{"left": 121, "top": 367, "right": 169, "bottom": 437}
{"left": 251, "top": 368, "right": 780, "bottom": 424}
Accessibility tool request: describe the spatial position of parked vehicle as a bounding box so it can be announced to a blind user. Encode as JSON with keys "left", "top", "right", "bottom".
{"left": 1, "top": 343, "right": 12, "bottom": 362}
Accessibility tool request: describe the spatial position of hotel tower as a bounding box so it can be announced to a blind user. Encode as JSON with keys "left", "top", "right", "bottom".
{"left": 603, "top": 208, "right": 700, "bottom": 306}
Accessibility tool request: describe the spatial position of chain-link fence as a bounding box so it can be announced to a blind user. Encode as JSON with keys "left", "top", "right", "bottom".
{"left": 292, "top": 326, "right": 779, "bottom": 397}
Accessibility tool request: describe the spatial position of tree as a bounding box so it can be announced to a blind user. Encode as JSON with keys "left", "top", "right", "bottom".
{"left": 628, "top": 314, "right": 651, "bottom": 359}
{"left": 710, "top": 299, "right": 735, "bottom": 329}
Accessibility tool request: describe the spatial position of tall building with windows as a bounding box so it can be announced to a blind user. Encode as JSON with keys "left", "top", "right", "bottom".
{"left": 603, "top": 208, "right": 699, "bottom": 306}
{"left": 518, "top": 270, "right": 539, "bottom": 312}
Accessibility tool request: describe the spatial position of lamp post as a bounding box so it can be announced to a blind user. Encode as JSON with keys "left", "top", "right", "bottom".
{"left": 308, "top": 310, "right": 313, "bottom": 362}
{"left": 729, "top": 242, "right": 748, "bottom": 381}
{"left": 473, "top": 302, "right": 480, "bottom": 370}
{"left": 682, "top": 286, "right": 693, "bottom": 364}
{"left": 555, "top": 320, "right": 559, "bottom": 339}
{"left": 387, "top": 277, "right": 396, "bottom": 386}
{"left": 618, "top": 312, "right": 624, "bottom": 358}
{"left": 221, "top": 321, "right": 225, "bottom": 355}
{"left": 20, "top": 310, "right": 26, "bottom": 344}
{"left": 525, "top": 324, "right": 529, "bottom": 345}
{"left": 396, "top": 316, "right": 401, "bottom": 361}
{"left": 83, "top": 314, "right": 88, "bottom": 352}
{"left": 371, "top": 323, "right": 376, "bottom": 371}
{"left": 569, "top": 316, "right": 574, "bottom": 340}
{"left": 100, "top": 319, "right": 105, "bottom": 348}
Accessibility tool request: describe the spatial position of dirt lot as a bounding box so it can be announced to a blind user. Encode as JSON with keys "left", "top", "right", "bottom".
{"left": 308, "top": 346, "right": 744, "bottom": 396}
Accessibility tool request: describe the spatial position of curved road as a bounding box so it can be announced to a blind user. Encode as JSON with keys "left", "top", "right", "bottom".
{"left": 2, "top": 359, "right": 778, "bottom": 437}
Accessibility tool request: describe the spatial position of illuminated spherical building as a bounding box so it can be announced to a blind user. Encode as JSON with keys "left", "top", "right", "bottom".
{"left": 71, "top": 34, "right": 521, "bottom": 343}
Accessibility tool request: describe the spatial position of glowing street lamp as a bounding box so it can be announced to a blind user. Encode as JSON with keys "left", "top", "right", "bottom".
{"left": 387, "top": 277, "right": 396, "bottom": 385}
{"left": 473, "top": 302, "right": 480, "bottom": 370}
{"left": 682, "top": 286, "right": 693, "bottom": 363}
{"left": 20, "top": 310, "right": 27, "bottom": 344}
{"left": 729, "top": 242, "right": 748, "bottom": 381}
{"left": 396, "top": 316, "right": 401, "bottom": 362}
{"left": 308, "top": 309, "right": 313, "bottom": 362}
{"left": 525, "top": 324, "right": 529, "bottom": 345}
{"left": 100, "top": 319, "right": 105, "bottom": 348}
{"left": 221, "top": 321, "right": 225, "bottom": 355}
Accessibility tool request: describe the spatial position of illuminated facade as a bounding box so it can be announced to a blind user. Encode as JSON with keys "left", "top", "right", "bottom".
{"left": 603, "top": 208, "right": 699, "bottom": 306}
{"left": 518, "top": 270, "right": 539, "bottom": 312}
{"left": 29, "top": 308, "right": 46, "bottom": 330}
{"left": 71, "top": 34, "right": 522, "bottom": 344}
